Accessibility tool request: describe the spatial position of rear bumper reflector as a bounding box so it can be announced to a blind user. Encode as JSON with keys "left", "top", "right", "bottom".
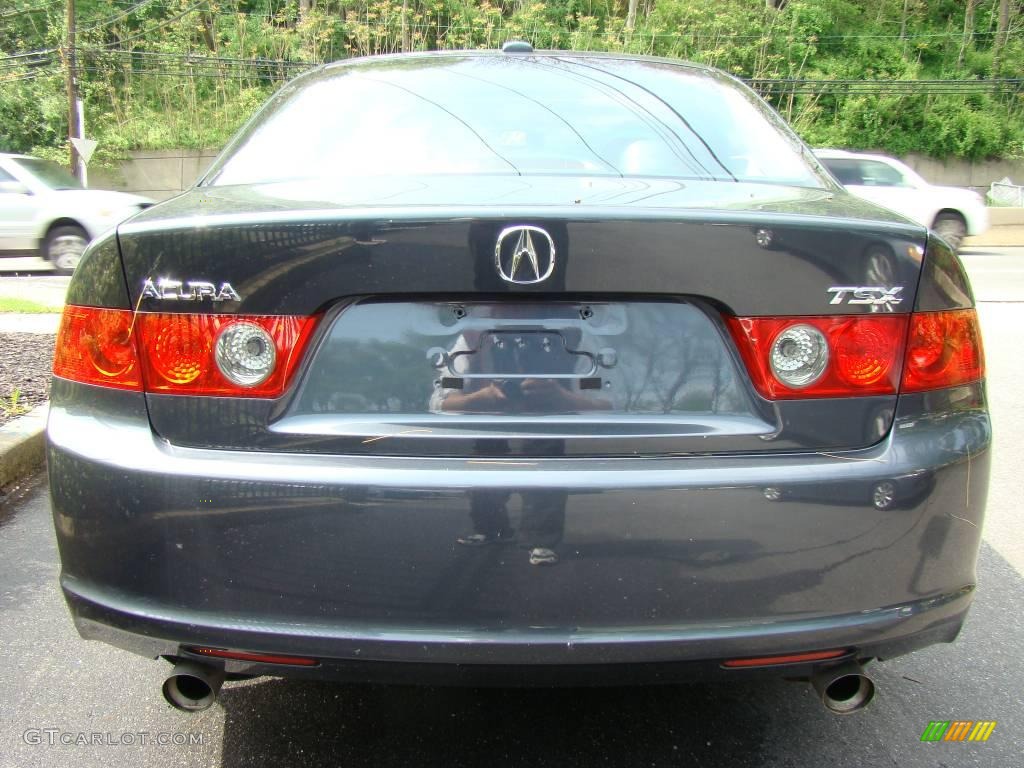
{"left": 721, "top": 649, "right": 849, "bottom": 668}
{"left": 187, "top": 647, "right": 319, "bottom": 666}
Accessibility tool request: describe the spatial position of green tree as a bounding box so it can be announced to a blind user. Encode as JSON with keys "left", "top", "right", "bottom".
{"left": 1, "top": 0, "right": 1022, "bottom": 163}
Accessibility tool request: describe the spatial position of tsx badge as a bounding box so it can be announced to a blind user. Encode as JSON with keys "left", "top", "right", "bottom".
{"left": 826, "top": 286, "right": 904, "bottom": 308}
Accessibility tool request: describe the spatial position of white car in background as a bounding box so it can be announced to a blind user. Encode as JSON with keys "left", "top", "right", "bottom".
{"left": 0, "top": 153, "right": 151, "bottom": 274}
{"left": 815, "top": 149, "right": 988, "bottom": 250}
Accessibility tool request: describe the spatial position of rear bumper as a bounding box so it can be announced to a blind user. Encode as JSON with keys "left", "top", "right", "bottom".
{"left": 66, "top": 582, "right": 970, "bottom": 684}
{"left": 47, "top": 381, "right": 991, "bottom": 680}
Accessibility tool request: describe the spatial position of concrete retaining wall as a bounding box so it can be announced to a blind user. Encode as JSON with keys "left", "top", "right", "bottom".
{"left": 902, "top": 153, "right": 1024, "bottom": 194}
{"left": 90, "top": 149, "right": 1024, "bottom": 202}
{"left": 90, "top": 149, "right": 219, "bottom": 201}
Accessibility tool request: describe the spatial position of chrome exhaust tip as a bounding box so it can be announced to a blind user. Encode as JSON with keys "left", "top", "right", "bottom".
{"left": 810, "top": 660, "right": 875, "bottom": 715}
{"left": 162, "top": 660, "right": 225, "bottom": 712}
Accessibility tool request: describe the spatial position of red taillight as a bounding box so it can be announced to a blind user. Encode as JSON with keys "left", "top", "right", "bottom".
{"left": 728, "top": 310, "right": 985, "bottom": 399}
{"left": 53, "top": 307, "right": 143, "bottom": 391}
{"left": 54, "top": 306, "right": 319, "bottom": 398}
{"left": 135, "top": 313, "right": 318, "bottom": 397}
{"left": 835, "top": 319, "right": 901, "bottom": 386}
{"left": 727, "top": 315, "right": 908, "bottom": 399}
{"left": 901, "top": 309, "right": 984, "bottom": 392}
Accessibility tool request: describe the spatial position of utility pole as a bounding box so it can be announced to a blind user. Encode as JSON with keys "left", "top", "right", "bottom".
{"left": 992, "top": 0, "right": 1011, "bottom": 75}
{"left": 626, "top": 0, "right": 639, "bottom": 32}
{"left": 64, "top": 0, "right": 83, "bottom": 180}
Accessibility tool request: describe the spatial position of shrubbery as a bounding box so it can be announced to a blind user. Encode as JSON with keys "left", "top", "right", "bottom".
{"left": 1, "top": 0, "right": 1021, "bottom": 165}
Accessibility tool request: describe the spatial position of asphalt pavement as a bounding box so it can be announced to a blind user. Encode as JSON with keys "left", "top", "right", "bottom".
{"left": 0, "top": 255, "right": 56, "bottom": 275}
{"left": 0, "top": 247, "right": 1022, "bottom": 768}
{"left": 962, "top": 247, "right": 1024, "bottom": 578}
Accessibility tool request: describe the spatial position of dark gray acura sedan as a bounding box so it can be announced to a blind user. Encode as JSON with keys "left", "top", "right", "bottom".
{"left": 47, "top": 46, "right": 990, "bottom": 716}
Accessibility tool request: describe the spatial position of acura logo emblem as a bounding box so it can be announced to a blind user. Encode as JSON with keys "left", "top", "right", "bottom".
{"left": 494, "top": 226, "right": 556, "bottom": 284}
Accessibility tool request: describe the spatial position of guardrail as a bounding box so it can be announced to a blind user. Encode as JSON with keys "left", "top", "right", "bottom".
{"left": 989, "top": 181, "right": 1024, "bottom": 208}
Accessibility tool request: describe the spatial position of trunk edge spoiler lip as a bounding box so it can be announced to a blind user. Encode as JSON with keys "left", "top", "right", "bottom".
{"left": 118, "top": 207, "right": 926, "bottom": 239}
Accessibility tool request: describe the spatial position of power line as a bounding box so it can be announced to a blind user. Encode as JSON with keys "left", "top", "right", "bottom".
{"left": 60, "top": 50, "right": 1024, "bottom": 96}
{"left": 79, "top": 0, "right": 160, "bottom": 33}
{"left": 0, "top": 50, "right": 55, "bottom": 71}
{"left": 0, "top": 49, "right": 56, "bottom": 71}
{"left": 96, "top": 1, "right": 211, "bottom": 48}
{"left": 0, "top": 4, "right": 54, "bottom": 20}
{"left": 749, "top": 78, "right": 1024, "bottom": 96}
{"left": 0, "top": 48, "right": 56, "bottom": 59}
{"left": 6, "top": 5, "right": 1024, "bottom": 42}
{"left": 60, "top": 46, "right": 1024, "bottom": 89}
{"left": 79, "top": 48, "right": 311, "bottom": 68}
{"left": 0, "top": 58, "right": 53, "bottom": 71}
{"left": 71, "top": 65, "right": 300, "bottom": 81}
{"left": 4, "top": 40, "right": 1023, "bottom": 99}
{"left": 660, "top": 30, "right": 1024, "bottom": 40}
{"left": 0, "top": 69, "right": 53, "bottom": 83}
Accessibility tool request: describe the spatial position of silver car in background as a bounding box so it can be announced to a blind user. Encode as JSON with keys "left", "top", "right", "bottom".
{"left": 0, "top": 153, "right": 150, "bottom": 273}
{"left": 815, "top": 149, "right": 988, "bottom": 250}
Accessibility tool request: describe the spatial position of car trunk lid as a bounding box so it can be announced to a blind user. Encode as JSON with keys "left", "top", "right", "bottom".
{"left": 118, "top": 178, "right": 925, "bottom": 457}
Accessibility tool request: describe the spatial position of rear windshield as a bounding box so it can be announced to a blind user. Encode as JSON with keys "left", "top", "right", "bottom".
{"left": 206, "top": 56, "right": 823, "bottom": 188}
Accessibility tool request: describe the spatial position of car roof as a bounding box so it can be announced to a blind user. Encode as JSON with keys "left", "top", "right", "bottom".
{"left": 301, "top": 49, "right": 750, "bottom": 97}
{"left": 319, "top": 49, "right": 718, "bottom": 77}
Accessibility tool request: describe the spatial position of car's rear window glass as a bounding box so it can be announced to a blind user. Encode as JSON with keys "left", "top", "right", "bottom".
{"left": 820, "top": 158, "right": 864, "bottom": 186}
{"left": 856, "top": 160, "right": 909, "bottom": 187}
{"left": 13, "top": 157, "right": 82, "bottom": 190}
{"left": 206, "top": 56, "right": 822, "bottom": 188}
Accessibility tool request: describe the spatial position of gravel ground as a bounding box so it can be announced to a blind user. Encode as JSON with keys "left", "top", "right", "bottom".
{"left": 0, "top": 332, "right": 55, "bottom": 426}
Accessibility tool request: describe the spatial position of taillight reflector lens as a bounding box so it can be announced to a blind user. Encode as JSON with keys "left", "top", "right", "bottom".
{"left": 53, "top": 307, "right": 143, "bottom": 391}
{"left": 53, "top": 306, "right": 319, "bottom": 398}
{"left": 728, "top": 315, "right": 908, "bottom": 399}
{"left": 769, "top": 323, "right": 829, "bottom": 388}
{"left": 215, "top": 322, "right": 277, "bottom": 386}
{"left": 901, "top": 309, "right": 984, "bottom": 392}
